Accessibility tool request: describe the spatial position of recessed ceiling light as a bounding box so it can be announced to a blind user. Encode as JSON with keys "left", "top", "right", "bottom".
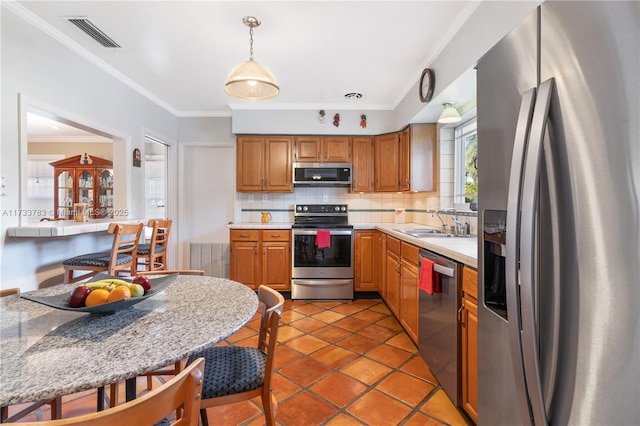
{"left": 344, "top": 93, "right": 363, "bottom": 99}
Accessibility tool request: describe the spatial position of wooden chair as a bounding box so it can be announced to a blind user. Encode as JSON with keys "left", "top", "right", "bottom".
{"left": 18, "top": 358, "right": 205, "bottom": 426}
{"left": 136, "top": 219, "right": 172, "bottom": 272}
{"left": 187, "top": 286, "right": 285, "bottom": 426}
{"left": 62, "top": 223, "right": 143, "bottom": 284}
{"left": 0, "top": 288, "right": 62, "bottom": 423}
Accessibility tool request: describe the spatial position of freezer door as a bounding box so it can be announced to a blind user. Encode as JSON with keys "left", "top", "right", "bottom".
{"left": 538, "top": 2, "right": 640, "bottom": 425}
{"left": 477, "top": 7, "right": 538, "bottom": 426}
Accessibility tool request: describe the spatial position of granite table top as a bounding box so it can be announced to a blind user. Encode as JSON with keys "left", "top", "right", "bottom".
{"left": 0, "top": 276, "right": 259, "bottom": 407}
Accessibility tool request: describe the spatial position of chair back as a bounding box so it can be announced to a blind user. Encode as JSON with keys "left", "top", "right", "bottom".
{"left": 19, "top": 358, "right": 205, "bottom": 426}
{"left": 256, "top": 286, "right": 285, "bottom": 390}
{"left": 145, "top": 219, "right": 173, "bottom": 270}
{"left": 0, "top": 288, "right": 20, "bottom": 298}
{"left": 108, "top": 222, "right": 144, "bottom": 276}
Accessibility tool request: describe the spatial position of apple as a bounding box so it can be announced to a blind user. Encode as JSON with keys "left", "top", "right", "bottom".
{"left": 69, "top": 285, "right": 92, "bottom": 308}
{"left": 133, "top": 275, "right": 151, "bottom": 293}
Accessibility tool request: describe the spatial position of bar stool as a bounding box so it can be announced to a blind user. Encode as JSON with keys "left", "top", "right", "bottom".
{"left": 136, "top": 219, "right": 172, "bottom": 272}
{"left": 62, "top": 223, "right": 143, "bottom": 284}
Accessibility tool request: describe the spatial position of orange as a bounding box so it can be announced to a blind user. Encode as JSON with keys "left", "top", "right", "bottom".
{"left": 85, "top": 289, "right": 110, "bottom": 307}
{"left": 107, "top": 285, "right": 131, "bottom": 302}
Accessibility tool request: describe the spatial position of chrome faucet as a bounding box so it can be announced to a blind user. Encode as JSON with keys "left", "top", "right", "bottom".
{"left": 430, "top": 210, "right": 447, "bottom": 233}
{"left": 445, "top": 208, "right": 465, "bottom": 236}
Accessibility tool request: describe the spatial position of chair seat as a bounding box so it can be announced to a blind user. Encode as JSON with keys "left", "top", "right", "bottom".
{"left": 136, "top": 244, "right": 166, "bottom": 256}
{"left": 63, "top": 252, "right": 134, "bottom": 268}
{"left": 188, "top": 346, "right": 266, "bottom": 399}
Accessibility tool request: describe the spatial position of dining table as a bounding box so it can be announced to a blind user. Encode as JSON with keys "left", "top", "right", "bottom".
{"left": 0, "top": 275, "right": 259, "bottom": 417}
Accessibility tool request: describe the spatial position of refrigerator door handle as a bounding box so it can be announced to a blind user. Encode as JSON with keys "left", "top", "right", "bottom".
{"left": 506, "top": 87, "right": 537, "bottom": 425}
{"left": 520, "top": 78, "right": 555, "bottom": 426}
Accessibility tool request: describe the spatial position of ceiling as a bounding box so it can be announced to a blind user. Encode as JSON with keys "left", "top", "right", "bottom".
{"left": 14, "top": 0, "right": 478, "bottom": 124}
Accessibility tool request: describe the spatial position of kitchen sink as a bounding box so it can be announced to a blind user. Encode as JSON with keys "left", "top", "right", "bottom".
{"left": 393, "top": 228, "right": 453, "bottom": 238}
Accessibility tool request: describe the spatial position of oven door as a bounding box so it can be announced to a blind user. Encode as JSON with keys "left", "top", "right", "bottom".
{"left": 291, "top": 228, "right": 354, "bottom": 279}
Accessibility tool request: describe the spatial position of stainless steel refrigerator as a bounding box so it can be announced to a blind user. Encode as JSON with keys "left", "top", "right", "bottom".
{"left": 477, "top": 2, "right": 639, "bottom": 425}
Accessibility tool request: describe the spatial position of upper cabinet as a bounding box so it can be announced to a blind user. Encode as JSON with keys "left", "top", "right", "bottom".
{"left": 374, "top": 132, "right": 401, "bottom": 192}
{"left": 403, "top": 124, "right": 438, "bottom": 192}
{"left": 293, "top": 136, "right": 351, "bottom": 163}
{"left": 237, "top": 136, "right": 293, "bottom": 192}
{"left": 351, "top": 136, "right": 374, "bottom": 193}
{"left": 50, "top": 154, "right": 114, "bottom": 219}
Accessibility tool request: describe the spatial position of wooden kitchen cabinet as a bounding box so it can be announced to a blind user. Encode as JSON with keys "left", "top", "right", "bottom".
{"left": 400, "top": 124, "right": 438, "bottom": 192}
{"left": 293, "top": 136, "right": 351, "bottom": 163}
{"left": 351, "top": 136, "right": 374, "bottom": 193}
{"left": 236, "top": 136, "right": 293, "bottom": 192}
{"left": 50, "top": 155, "right": 113, "bottom": 219}
{"left": 374, "top": 132, "right": 401, "bottom": 192}
{"left": 376, "top": 232, "right": 386, "bottom": 298}
{"left": 460, "top": 265, "right": 478, "bottom": 423}
{"left": 230, "top": 229, "right": 291, "bottom": 290}
{"left": 399, "top": 242, "right": 420, "bottom": 344}
{"left": 384, "top": 235, "right": 401, "bottom": 317}
{"left": 354, "top": 230, "right": 378, "bottom": 291}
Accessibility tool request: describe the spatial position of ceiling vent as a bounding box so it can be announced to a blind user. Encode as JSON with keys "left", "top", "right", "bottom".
{"left": 65, "top": 17, "right": 121, "bottom": 48}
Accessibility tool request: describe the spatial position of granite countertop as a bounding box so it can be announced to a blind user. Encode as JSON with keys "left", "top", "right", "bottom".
{"left": 228, "top": 222, "right": 478, "bottom": 268}
{"left": 0, "top": 276, "right": 258, "bottom": 406}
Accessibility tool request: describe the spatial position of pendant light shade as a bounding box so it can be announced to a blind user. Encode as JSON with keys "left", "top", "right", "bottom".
{"left": 438, "top": 102, "right": 462, "bottom": 123}
{"left": 225, "top": 16, "right": 279, "bottom": 100}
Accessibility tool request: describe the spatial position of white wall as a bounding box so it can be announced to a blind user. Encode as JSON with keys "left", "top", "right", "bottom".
{"left": 1, "top": 8, "right": 178, "bottom": 290}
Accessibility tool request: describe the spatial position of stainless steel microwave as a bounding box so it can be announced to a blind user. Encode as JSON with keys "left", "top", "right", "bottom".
{"left": 293, "top": 162, "right": 352, "bottom": 186}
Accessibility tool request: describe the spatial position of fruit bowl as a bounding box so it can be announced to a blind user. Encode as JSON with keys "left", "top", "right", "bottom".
{"left": 21, "top": 273, "right": 179, "bottom": 314}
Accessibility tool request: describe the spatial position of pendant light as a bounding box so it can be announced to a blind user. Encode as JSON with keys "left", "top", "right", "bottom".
{"left": 225, "top": 16, "right": 279, "bottom": 100}
{"left": 438, "top": 102, "right": 461, "bottom": 124}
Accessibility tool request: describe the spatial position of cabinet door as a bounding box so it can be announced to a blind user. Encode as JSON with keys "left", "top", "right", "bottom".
{"left": 237, "top": 136, "right": 265, "bottom": 192}
{"left": 354, "top": 231, "right": 377, "bottom": 291}
{"left": 322, "top": 137, "right": 350, "bottom": 162}
{"left": 264, "top": 137, "right": 293, "bottom": 192}
{"left": 262, "top": 241, "right": 291, "bottom": 290}
{"left": 293, "top": 136, "right": 321, "bottom": 162}
{"left": 53, "top": 168, "right": 75, "bottom": 219}
{"left": 376, "top": 232, "right": 386, "bottom": 298}
{"left": 399, "top": 127, "right": 411, "bottom": 191}
{"left": 96, "top": 169, "right": 114, "bottom": 218}
{"left": 399, "top": 242, "right": 419, "bottom": 344}
{"left": 351, "top": 137, "right": 374, "bottom": 193}
{"left": 374, "top": 133, "right": 400, "bottom": 192}
{"left": 461, "top": 295, "right": 479, "bottom": 423}
{"left": 230, "top": 241, "right": 260, "bottom": 289}
{"left": 385, "top": 249, "right": 400, "bottom": 318}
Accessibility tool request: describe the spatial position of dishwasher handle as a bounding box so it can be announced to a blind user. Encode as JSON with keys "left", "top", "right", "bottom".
{"left": 419, "top": 255, "right": 456, "bottom": 278}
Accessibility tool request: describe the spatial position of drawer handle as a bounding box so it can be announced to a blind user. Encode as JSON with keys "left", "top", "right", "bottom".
{"left": 270, "top": 234, "right": 281, "bottom": 238}
{"left": 239, "top": 234, "right": 250, "bottom": 238}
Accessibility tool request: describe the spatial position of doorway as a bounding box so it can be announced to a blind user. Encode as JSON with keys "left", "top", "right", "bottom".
{"left": 144, "top": 136, "right": 168, "bottom": 221}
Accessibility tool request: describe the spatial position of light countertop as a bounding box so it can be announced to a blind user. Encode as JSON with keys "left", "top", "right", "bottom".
{"left": 6, "top": 219, "right": 142, "bottom": 238}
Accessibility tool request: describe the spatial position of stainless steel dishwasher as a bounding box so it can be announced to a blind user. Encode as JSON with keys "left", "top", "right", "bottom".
{"left": 418, "top": 248, "right": 460, "bottom": 405}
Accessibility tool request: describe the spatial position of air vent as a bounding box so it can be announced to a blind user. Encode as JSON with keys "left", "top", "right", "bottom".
{"left": 65, "top": 17, "right": 121, "bottom": 48}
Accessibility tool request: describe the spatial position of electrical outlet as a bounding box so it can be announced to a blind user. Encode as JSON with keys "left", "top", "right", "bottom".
{"left": 322, "top": 194, "right": 328, "bottom": 203}
{"left": 262, "top": 194, "right": 268, "bottom": 202}
{"left": 248, "top": 194, "right": 254, "bottom": 203}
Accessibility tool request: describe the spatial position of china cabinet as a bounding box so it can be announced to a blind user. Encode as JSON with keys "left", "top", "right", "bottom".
{"left": 50, "top": 154, "right": 113, "bottom": 219}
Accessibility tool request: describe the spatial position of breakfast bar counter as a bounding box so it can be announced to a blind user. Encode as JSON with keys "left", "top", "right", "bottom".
{"left": 0, "top": 275, "right": 258, "bottom": 408}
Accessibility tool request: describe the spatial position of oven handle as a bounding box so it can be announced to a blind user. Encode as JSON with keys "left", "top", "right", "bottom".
{"left": 292, "top": 229, "right": 353, "bottom": 236}
{"left": 291, "top": 279, "right": 354, "bottom": 287}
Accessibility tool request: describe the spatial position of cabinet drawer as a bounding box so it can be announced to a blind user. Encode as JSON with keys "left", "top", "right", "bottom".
{"left": 230, "top": 229, "right": 259, "bottom": 241}
{"left": 262, "top": 230, "right": 290, "bottom": 241}
{"left": 401, "top": 242, "right": 420, "bottom": 265}
{"left": 463, "top": 266, "right": 478, "bottom": 299}
{"left": 386, "top": 235, "right": 401, "bottom": 255}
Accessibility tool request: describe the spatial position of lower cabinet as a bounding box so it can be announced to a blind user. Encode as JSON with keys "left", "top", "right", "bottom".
{"left": 384, "top": 235, "right": 401, "bottom": 318}
{"left": 460, "top": 266, "right": 478, "bottom": 423}
{"left": 399, "top": 242, "right": 419, "bottom": 344}
{"left": 230, "top": 229, "right": 291, "bottom": 291}
{"left": 354, "top": 230, "right": 379, "bottom": 291}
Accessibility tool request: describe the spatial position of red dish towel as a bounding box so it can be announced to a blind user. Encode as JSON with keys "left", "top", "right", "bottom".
{"left": 316, "top": 230, "right": 331, "bottom": 249}
{"left": 420, "top": 258, "right": 440, "bottom": 295}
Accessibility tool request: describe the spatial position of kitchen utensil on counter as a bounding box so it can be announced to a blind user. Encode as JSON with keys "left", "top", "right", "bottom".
{"left": 261, "top": 212, "right": 272, "bottom": 223}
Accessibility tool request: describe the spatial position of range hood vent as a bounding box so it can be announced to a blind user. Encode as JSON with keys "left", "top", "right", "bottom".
{"left": 65, "top": 17, "right": 121, "bottom": 48}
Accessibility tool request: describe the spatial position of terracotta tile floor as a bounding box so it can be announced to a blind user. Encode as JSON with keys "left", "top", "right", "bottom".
{"left": 7, "top": 298, "right": 472, "bottom": 425}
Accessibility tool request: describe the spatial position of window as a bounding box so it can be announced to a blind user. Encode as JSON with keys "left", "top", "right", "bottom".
{"left": 454, "top": 117, "right": 477, "bottom": 205}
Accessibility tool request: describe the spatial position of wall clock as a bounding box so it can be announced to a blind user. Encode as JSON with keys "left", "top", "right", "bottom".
{"left": 419, "top": 68, "right": 435, "bottom": 103}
